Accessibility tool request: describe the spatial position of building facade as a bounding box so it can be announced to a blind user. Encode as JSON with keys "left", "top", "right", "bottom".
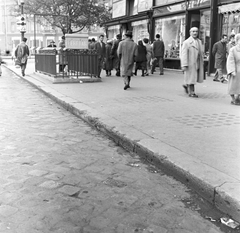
{"left": 105, "top": 0, "right": 240, "bottom": 74}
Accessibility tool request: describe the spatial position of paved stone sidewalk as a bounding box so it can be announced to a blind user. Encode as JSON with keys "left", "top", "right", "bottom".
{"left": 3, "top": 59, "right": 240, "bottom": 222}
{"left": 0, "top": 68, "right": 229, "bottom": 233}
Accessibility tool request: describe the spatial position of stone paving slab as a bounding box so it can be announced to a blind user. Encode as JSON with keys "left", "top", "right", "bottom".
{"left": 3, "top": 60, "right": 240, "bottom": 222}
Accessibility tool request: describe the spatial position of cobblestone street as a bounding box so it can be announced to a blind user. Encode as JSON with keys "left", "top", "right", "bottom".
{"left": 0, "top": 68, "right": 229, "bottom": 232}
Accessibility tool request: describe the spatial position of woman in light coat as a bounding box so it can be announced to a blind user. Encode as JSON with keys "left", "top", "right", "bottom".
{"left": 226, "top": 33, "right": 240, "bottom": 105}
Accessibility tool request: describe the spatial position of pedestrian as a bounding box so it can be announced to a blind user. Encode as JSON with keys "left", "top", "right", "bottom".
{"left": 111, "top": 34, "right": 122, "bottom": 76}
{"left": 227, "top": 34, "right": 235, "bottom": 56}
{"left": 58, "top": 36, "right": 66, "bottom": 72}
{"left": 212, "top": 34, "right": 228, "bottom": 83}
{"left": 226, "top": 33, "right": 240, "bottom": 105}
{"left": 58, "top": 35, "right": 65, "bottom": 48}
{"left": 134, "top": 40, "right": 147, "bottom": 77}
{"left": 14, "top": 37, "right": 30, "bottom": 77}
{"left": 181, "top": 27, "right": 204, "bottom": 98}
{"left": 47, "top": 40, "right": 56, "bottom": 48}
{"left": 151, "top": 34, "right": 165, "bottom": 75}
{"left": 143, "top": 38, "right": 153, "bottom": 76}
{"left": 104, "top": 39, "right": 113, "bottom": 76}
{"left": 117, "top": 31, "right": 138, "bottom": 90}
{"left": 89, "top": 38, "right": 96, "bottom": 50}
{"left": 0, "top": 51, "right": 2, "bottom": 76}
{"left": 94, "top": 34, "right": 106, "bottom": 78}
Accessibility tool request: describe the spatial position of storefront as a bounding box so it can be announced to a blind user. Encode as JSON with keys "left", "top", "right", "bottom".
{"left": 153, "top": 0, "right": 211, "bottom": 69}
{"left": 218, "top": 2, "right": 240, "bottom": 36}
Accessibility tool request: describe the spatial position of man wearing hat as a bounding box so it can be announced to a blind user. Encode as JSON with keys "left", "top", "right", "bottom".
{"left": 47, "top": 40, "right": 56, "bottom": 48}
{"left": 117, "top": 31, "right": 138, "bottom": 90}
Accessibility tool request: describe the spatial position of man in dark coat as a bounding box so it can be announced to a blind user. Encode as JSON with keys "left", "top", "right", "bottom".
{"left": 212, "top": 34, "right": 228, "bottom": 83}
{"left": 111, "top": 34, "right": 122, "bottom": 76}
{"left": 94, "top": 34, "right": 106, "bottom": 78}
{"left": 15, "top": 37, "right": 29, "bottom": 77}
{"left": 47, "top": 40, "right": 57, "bottom": 48}
{"left": 151, "top": 34, "right": 165, "bottom": 75}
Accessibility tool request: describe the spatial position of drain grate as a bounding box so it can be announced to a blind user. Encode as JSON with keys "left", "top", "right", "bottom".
{"left": 114, "top": 96, "right": 173, "bottom": 104}
{"left": 169, "top": 113, "right": 240, "bottom": 128}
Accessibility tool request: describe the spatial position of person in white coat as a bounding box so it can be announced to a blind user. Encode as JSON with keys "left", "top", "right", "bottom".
{"left": 181, "top": 27, "right": 204, "bottom": 97}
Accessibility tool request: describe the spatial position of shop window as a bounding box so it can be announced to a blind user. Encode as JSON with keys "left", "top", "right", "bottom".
{"left": 200, "top": 10, "right": 210, "bottom": 60}
{"left": 222, "top": 13, "right": 240, "bottom": 36}
{"left": 132, "top": 20, "right": 149, "bottom": 43}
{"left": 155, "top": 14, "right": 185, "bottom": 59}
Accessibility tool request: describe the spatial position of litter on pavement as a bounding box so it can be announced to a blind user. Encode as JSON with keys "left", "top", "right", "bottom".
{"left": 220, "top": 217, "right": 240, "bottom": 229}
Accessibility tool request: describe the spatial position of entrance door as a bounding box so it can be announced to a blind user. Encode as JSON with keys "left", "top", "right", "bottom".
{"left": 185, "top": 10, "right": 200, "bottom": 38}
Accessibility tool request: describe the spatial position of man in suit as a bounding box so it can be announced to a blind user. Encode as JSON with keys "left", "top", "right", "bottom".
{"left": 94, "top": 34, "right": 106, "bottom": 78}
{"left": 212, "top": 34, "right": 228, "bottom": 83}
{"left": 151, "top": 34, "right": 165, "bottom": 75}
{"left": 181, "top": 27, "right": 204, "bottom": 97}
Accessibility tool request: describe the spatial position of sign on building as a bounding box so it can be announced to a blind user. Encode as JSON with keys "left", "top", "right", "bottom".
{"left": 65, "top": 34, "right": 88, "bottom": 49}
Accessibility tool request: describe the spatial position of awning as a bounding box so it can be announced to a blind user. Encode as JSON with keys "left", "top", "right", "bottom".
{"left": 218, "top": 2, "right": 240, "bottom": 14}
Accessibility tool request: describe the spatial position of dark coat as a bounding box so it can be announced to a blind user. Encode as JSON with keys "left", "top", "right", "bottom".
{"left": 104, "top": 43, "right": 113, "bottom": 70}
{"left": 136, "top": 45, "right": 147, "bottom": 62}
{"left": 212, "top": 41, "right": 227, "bottom": 69}
{"left": 152, "top": 40, "right": 165, "bottom": 57}
{"left": 94, "top": 41, "right": 106, "bottom": 58}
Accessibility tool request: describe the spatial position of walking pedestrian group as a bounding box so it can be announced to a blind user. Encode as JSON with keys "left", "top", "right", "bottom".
{"left": 2, "top": 28, "right": 238, "bottom": 105}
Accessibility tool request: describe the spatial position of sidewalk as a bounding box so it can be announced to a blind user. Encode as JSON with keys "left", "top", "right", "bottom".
{"left": 3, "top": 59, "right": 240, "bottom": 222}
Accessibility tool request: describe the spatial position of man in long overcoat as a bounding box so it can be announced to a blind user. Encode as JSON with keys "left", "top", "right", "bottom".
{"left": 117, "top": 31, "right": 138, "bottom": 90}
{"left": 212, "top": 34, "right": 228, "bottom": 83}
{"left": 181, "top": 27, "right": 204, "bottom": 97}
{"left": 15, "top": 37, "right": 29, "bottom": 77}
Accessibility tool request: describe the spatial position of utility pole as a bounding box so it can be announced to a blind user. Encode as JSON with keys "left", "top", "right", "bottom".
{"left": 18, "top": 0, "right": 26, "bottom": 41}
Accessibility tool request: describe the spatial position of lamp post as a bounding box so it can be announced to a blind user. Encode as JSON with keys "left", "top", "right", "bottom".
{"left": 18, "top": 0, "right": 25, "bottom": 41}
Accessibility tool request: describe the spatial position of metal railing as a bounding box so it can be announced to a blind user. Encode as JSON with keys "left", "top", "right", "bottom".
{"left": 35, "top": 48, "right": 99, "bottom": 78}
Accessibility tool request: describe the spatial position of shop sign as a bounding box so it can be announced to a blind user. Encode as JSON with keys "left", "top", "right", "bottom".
{"left": 155, "top": 0, "right": 183, "bottom": 7}
{"left": 112, "top": 0, "right": 127, "bottom": 18}
{"left": 132, "top": 19, "right": 148, "bottom": 26}
{"left": 187, "top": 0, "right": 210, "bottom": 9}
{"left": 153, "top": 2, "right": 186, "bottom": 16}
{"left": 65, "top": 34, "right": 88, "bottom": 49}
{"left": 138, "top": 0, "right": 153, "bottom": 12}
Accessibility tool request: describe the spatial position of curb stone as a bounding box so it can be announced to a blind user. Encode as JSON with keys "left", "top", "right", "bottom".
{"left": 5, "top": 66, "right": 240, "bottom": 222}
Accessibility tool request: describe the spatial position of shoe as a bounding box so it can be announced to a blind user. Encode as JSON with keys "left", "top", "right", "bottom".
{"left": 126, "top": 84, "right": 130, "bottom": 88}
{"left": 97, "top": 76, "right": 101, "bottom": 79}
{"left": 160, "top": 73, "right": 164, "bottom": 75}
{"left": 221, "top": 78, "right": 228, "bottom": 83}
{"left": 124, "top": 84, "right": 128, "bottom": 90}
{"left": 22, "top": 72, "right": 25, "bottom": 77}
{"left": 189, "top": 93, "right": 198, "bottom": 98}
{"left": 145, "top": 73, "right": 149, "bottom": 76}
{"left": 231, "top": 100, "right": 240, "bottom": 105}
{"left": 116, "top": 72, "right": 120, "bottom": 77}
{"left": 151, "top": 70, "right": 154, "bottom": 74}
{"left": 183, "top": 85, "right": 188, "bottom": 94}
{"left": 213, "top": 78, "right": 220, "bottom": 82}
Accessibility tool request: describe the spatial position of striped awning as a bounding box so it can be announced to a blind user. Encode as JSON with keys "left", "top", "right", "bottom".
{"left": 219, "top": 3, "right": 240, "bottom": 14}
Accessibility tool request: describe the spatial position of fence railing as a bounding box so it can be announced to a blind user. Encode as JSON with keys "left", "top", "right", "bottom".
{"left": 35, "top": 48, "right": 99, "bottom": 78}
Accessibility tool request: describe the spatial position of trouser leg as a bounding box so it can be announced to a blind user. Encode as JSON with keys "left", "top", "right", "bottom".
{"left": 159, "top": 57, "right": 164, "bottom": 74}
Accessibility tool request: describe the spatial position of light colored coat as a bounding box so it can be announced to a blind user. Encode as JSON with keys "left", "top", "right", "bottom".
{"left": 117, "top": 38, "right": 137, "bottom": 76}
{"left": 226, "top": 46, "right": 240, "bottom": 95}
{"left": 181, "top": 36, "right": 204, "bottom": 85}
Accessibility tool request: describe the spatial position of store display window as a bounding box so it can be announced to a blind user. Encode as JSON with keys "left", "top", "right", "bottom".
{"left": 155, "top": 14, "right": 185, "bottom": 59}
{"left": 200, "top": 10, "right": 210, "bottom": 60}
{"left": 107, "top": 25, "right": 121, "bottom": 40}
{"left": 132, "top": 20, "right": 149, "bottom": 43}
{"left": 222, "top": 12, "right": 240, "bottom": 36}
